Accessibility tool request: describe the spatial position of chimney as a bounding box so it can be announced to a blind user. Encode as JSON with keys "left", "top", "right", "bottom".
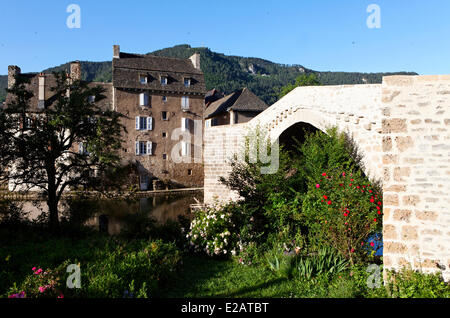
{"left": 70, "top": 61, "right": 82, "bottom": 81}
{"left": 189, "top": 53, "right": 201, "bottom": 70}
{"left": 113, "top": 45, "right": 120, "bottom": 59}
{"left": 8, "top": 65, "right": 21, "bottom": 89}
{"left": 38, "top": 73, "right": 45, "bottom": 109}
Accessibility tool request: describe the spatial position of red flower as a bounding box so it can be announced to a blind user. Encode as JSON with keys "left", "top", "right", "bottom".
{"left": 350, "top": 248, "right": 355, "bottom": 253}
{"left": 369, "top": 190, "right": 373, "bottom": 193}
{"left": 361, "top": 242, "right": 364, "bottom": 246}
{"left": 327, "top": 201, "right": 332, "bottom": 205}
{"left": 356, "top": 186, "right": 360, "bottom": 189}
{"left": 322, "top": 173, "right": 327, "bottom": 177}
{"left": 377, "top": 202, "right": 382, "bottom": 206}
{"left": 376, "top": 206, "right": 380, "bottom": 210}
{"left": 370, "top": 198, "right": 375, "bottom": 203}
{"left": 377, "top": 211, "right": 381, "bottom": 215}
{"left": 323, "top": 195, "right": 328, "bottom": 200}
{"left": 373, "top": 218, "right": 377, "bottom": 222}
{"left": 350, "top": 179, "right": 354, "bottom": 182}
{"left": 370, "top": 242, "right": 375, "bottom": 247}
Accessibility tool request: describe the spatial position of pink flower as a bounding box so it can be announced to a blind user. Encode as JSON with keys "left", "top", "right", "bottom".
{"left": 39, "top": 286, "right": 45, "bottom": 293}
{"left": 370, "top": 242, "right": 375, "bottom": 247}
{"left": 32, "top": 267, "right": 36, "bottom": 271}
{"left": 316, "top": 184, "right": 320, "bottom": 188}
{"left": 8, "top": 291, "right": 26, "bottom": 298}
{"left": 58, "top": 293, "right": 64, "bottom": 299}
{"left": 350, "top": 248, "right": 355, "bottom": 253}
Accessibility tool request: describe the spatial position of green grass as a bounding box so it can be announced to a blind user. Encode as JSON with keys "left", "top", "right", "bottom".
{"left": 159, "top": 256, "right": 365, "bottom": 298}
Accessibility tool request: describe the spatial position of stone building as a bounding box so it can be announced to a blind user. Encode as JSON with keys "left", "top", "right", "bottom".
{"left": 112, "top": 45, "right": 206, "bottom": 189}
{"left": 6, "top": 45, "right": 206, "bottom": 190}
{"left": 204, "top": 87, "right": 268, "bottom": 127}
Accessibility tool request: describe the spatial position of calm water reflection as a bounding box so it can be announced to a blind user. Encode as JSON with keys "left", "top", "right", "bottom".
{"left": 86, "top": 194, "right": 201, "bottom": 235}
{"left": 20, "top": 192, "right": 202, "bottom": 235}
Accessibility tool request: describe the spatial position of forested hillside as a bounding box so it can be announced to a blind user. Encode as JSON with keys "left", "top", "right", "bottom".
{"left": 0, "top": 44, "right": 417, "bottom": 105}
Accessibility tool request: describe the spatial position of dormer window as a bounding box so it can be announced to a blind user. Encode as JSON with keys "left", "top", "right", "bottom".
{"left": 184, "top": 78, "right": 191, "bottom": 87}
{"left": 139, "top": 75, "right": 148, "bottom": 84}
{"left": 88, "top": 95, "right": 95, "bottom": 103}
{"left": 161, "top": 76, "right": 168, "bottom": 85}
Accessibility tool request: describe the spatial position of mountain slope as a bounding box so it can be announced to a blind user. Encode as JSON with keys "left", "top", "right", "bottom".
{"left": 0, "top": 44, "right": 417, "bottom": 105}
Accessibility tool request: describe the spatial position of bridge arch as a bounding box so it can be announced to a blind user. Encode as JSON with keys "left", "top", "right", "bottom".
{"left": 203, "top": 75, "right": 450, "bottom": 281}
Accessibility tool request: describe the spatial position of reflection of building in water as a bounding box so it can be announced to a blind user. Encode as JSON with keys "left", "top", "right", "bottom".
{"left": 16, "top": 193, "right": 201, "bottom": 236}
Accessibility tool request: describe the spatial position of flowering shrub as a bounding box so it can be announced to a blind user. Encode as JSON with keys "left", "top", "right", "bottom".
{"left": 8, "top": 265, "right": 66, "bottom": 298}
{"left": 302, "top": 170, "right": 382, "bottom": 265}
{"left": 187, "top": 203, "right": 241, "bottom": 257}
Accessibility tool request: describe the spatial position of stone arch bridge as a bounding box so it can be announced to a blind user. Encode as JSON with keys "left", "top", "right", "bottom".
{"left": 203, "top": 75, "right": 450, "bottom": 281}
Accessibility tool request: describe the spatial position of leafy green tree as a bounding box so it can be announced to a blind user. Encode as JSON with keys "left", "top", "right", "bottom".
{"left": 277, "top": 73, "right": 322, "bottom": 99}
{"left": 0, "top": 72, "right": 125, "bottom": 232}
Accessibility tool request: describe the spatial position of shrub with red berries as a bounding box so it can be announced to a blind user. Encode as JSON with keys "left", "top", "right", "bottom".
{"left": 302, "top": 169, "right": 382, "bottom": 265}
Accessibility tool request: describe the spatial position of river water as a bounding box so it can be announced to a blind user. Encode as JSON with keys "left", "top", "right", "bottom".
{"left": 19, "top": 192, "right": 203, "bottom": 235}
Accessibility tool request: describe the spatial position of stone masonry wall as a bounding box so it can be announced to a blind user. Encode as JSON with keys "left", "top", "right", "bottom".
{"left": 204, "top": 76, "right": 450, "bottom": 281}
{"left": 381, "top": 75, "right": 450, "bottom": 281}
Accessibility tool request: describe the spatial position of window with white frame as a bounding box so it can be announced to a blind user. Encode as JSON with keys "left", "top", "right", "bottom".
{"left": 24, "top": 117, "right": 32, "bottom": 129}
{"left": 139, "top": 75, "right": 148, "bottom": 84}
{"left": 79, "top": 142, "right": 90, "bottom": 155}
{"left": 184, "top": 78, "right": 191, "bottom": 87}
{"left": 181, "top": 141, "right": 190, "bottom": 157}
{"left": 135, "top": 141, "right": 153, "bottom": 156}
{"left": 181, "top": 96, "right": 189, "bottom": 110}
{"left": 161, "top": 76, "right": 167, "bottom": 85}
{"left": 139, "top": 93, "right": 149, "bottom": 106}
{"left": 181, "top": 117, "right": 191, "bottom": 132}
{"left": 135, "top": 116, "right": 153, "bottom": 131}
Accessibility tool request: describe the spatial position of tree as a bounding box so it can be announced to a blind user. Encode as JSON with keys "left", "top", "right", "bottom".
{"left": 277, "top": 73, "right": 322, "bottom": 99}
{"left": 0, "top": 72, "right": 125, "bottom": 233}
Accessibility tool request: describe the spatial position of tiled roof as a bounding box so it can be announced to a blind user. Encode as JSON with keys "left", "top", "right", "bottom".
{"left": 113, "top": 53, "right": 205, "bottom": 94}
{"left": 204, "top": 88, "right": 268, "bottom": 119}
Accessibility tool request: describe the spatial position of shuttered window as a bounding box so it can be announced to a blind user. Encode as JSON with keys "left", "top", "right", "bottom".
{"left": 139, "top": 93, "right": 149, "bottom": 106}
{"left": 181, "top": 96, "right": 189, "bottom": 110}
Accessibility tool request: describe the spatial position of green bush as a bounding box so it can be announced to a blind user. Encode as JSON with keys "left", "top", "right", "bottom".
{"left": 302, "top": 169, "right": 382, "bottom": 265}
{"left": 3, "top": 236, "right": 180, "bottom": 298}
{"left": 187, "top": 203, "right": 241, "bottom": 257}
{"left": 381, "top": 269, "right": 450, "bottom": 298}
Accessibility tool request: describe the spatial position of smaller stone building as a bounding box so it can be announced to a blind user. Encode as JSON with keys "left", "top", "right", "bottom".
{"left": 204, "top": 88, "right": 268, "bottom": 127}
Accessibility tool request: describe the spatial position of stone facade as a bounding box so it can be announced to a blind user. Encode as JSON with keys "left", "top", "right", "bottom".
{"left": 6, "top": 45, "right": 206, "bottom": 190}
{"left": 203, "top": 75, "right": 450, "bottom": 281}
{"left": 112, "top": 46, "right": 206, "bottom": 189}
{"left": 381, "top": 75, "right": 450, "bottom": 281}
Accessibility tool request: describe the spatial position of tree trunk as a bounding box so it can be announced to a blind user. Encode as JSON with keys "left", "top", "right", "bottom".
{"left": 47, "top": 164, "right": 60, "bottom": 234}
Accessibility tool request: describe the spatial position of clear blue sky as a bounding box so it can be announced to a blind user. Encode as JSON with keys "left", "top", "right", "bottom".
{"left": 0, "top": 0, "right": 449, "bottom": 75}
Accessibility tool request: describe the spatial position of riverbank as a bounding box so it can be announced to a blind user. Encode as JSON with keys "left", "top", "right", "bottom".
{"left": 0, "top": 187, "right": 203, "bottom": 201}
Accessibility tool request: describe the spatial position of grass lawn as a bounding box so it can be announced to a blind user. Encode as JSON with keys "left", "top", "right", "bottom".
{"left": 159, "top": 255, "right": 365, "bottom": 298}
